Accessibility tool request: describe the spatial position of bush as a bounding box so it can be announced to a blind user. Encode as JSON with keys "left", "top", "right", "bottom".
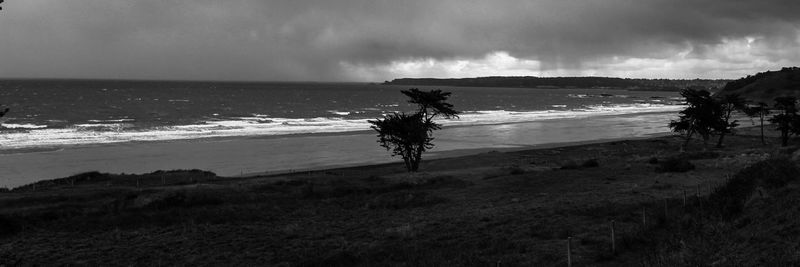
{"left": 647, "top": 157, "right": 659, "bottom": 164}
{"left": 581, "top": 159, "right": 599, "bottom": 168}
{"left": 560, "top": 161, "right": 580, "bottom": 170}
{"left": 0, "top": 215, "right": 21, "bottom": 237}
{"left": 508, "top": 165, "right": 525, "bottom": 175}
{"left": 655, "top": 157, "right": 695, "bottom": 173}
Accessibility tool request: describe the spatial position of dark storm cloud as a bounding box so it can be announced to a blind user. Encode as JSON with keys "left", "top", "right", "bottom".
{"left": 0, "top": 0, "right": 798, "bottom": 81}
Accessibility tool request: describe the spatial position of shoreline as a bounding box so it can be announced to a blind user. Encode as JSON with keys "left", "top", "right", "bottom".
{"left": 0, "top": 109, "right": 680, "bottom": 155}
{"left": 0, "top": 111, "right": 679, "bottom": 188}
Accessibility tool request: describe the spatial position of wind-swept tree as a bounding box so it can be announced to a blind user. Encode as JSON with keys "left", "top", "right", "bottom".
{"left": 769, "top": 96, "right": 799, "bottom": 147}
{"left": 669, "top": 88, "right": 720, "bottom": 149}
{"left": 369, "top": 112, "right": 432, "bottom": 172}
{"left": 744, "top": 102, "right": 770, "bottom": 145}
{"left": 369, "top": 89, "right": 459, "bottom": 172}
{"left": 713, "top": 94, "right": 747, "bottom": 148}
{"left": 401, "top": 89, "right": 459, "bottom": 123}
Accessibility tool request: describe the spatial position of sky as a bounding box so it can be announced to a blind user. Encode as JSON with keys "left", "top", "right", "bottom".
{"left": 0, "top": 0, "right": 799, "bottom": 82}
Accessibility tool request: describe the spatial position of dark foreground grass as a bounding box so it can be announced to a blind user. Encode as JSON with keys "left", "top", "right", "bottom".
{"left": 630, "top": 157, "right": 800, "bottom": 266}
{"left": 0, "top": 134, "right": 797, "bottom": 265}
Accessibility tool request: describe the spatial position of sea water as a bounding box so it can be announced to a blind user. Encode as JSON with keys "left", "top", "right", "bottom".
{"left": 0, "top": 80, "right": 683, "bottom": 186}
{"left": 0, "top": 80, "right": 682, "bottom": 150}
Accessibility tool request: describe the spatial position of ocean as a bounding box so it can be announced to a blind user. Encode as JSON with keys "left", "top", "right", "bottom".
{"left": 0, "top": 80, "right": 684, "bottom": 187}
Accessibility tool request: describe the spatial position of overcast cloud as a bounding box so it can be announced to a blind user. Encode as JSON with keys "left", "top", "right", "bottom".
{"left": 0, "top": 0, "right": 798, "bottom": 81}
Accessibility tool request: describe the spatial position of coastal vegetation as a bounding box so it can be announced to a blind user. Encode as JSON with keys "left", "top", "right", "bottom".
{"left": 716, "top": 67, "right": 800, "bottom": 103}
{"left": 769, "top": 96, "right": 800, "bottom": 147}
{"left": 669, "top": 89, "right": 719, "bottom": 148}
{"left": 369, "top": 89, "right": 458, "bottom": 172}
{"left": 713, "top": 94, "right": 747, "bottom": 148}
{"left": 744, "top": 102, "right": 770, "bottom": 144}
{"left": 670, "top": 67, "right": 800, "bottom": 148}
{"left": 0, "top": 105, "right": 7, "bottom": 129}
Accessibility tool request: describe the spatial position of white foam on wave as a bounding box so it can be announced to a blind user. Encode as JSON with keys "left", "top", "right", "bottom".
{"left": 2, "top": 123, "right": 48, "bottom": 129}
{"left": 87, "top": 119, "right": 135, "bottom": 123}
{"left": 327, "top": 110, "right": 351, "bottom": 116}
{"left": 0, "top": 103, "right": 684, "bottom": 150}
{"left": 448, "top": 103, "right": 683, "bottom": 127}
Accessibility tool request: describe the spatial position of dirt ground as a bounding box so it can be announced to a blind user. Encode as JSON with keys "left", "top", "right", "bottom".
{"left": 0, "top": 128, "right": 792, "bottom": 266}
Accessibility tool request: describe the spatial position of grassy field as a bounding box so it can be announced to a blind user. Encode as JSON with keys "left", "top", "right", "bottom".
{"left": 0, "top": 129, "right": 798, "bottom": 266}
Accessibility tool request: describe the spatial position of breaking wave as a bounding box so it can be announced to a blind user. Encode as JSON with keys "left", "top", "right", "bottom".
{"left": 0, "top": 103, "right": 683, "bottom": 150}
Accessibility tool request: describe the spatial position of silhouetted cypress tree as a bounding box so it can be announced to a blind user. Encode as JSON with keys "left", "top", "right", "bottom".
{"left": 369, "top": 89, "right": 458, "bottom": 172}
{"left": 714, "top": 94, "right": 747, "bottom": 148}
{"left": 769, "top": 96, "right": 799, "bottom": 147}
{"left": 744, "top": 102, "right": 770, "bottom": 145}
{"left": 669, "top": 88, "right": 720, "bottom": 149}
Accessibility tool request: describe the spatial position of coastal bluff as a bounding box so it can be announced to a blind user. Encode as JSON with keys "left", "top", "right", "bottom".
{"left": 716, "top": 67, "right": 800, "bottom": 103}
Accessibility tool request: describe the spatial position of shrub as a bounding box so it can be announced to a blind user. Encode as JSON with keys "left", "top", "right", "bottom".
{"left": 0, "top": 215, "right": 21, "bottom": 237}
{"left": 655, "top": 157, "right": 695, "bottom": 173}
{"left": 647, "top": 157, "right": 659, "bottom": 164}
{"left": 508, "top": 165, "right": 525, "bottom": 175}
{"left": 560, "top": 160, "right": 580, "bottom": 170}
{"left": 581, "top": 159, "right": 599, "bottom": 168}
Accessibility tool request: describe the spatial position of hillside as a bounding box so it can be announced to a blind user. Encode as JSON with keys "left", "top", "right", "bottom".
{"left": 716, "top": 67, "right": 800, "bottom": 103}
{"left": 384, "top": 76, "right": 729, "bottom": 91}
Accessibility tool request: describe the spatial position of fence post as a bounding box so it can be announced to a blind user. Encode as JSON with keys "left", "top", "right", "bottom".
{"left": 567, "top": 236, "right": 573, "bottom": 267}
{"left": 683, "top": 189, "right": 687, "bottom": 207}
{"left": 642, "top": 206, "right": 647, "bottom": 227}
{"left": 610, "top": 220, "right": 616, "bottom": 254}
{"left": 696, "top": 184, "right": 700, "bottom": 198}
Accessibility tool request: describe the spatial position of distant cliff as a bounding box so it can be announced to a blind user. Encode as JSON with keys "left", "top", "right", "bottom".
{"left": 383, "top": 76, "right": 729, "bottom": 91}
{"left": 716, "top": 67, "right": 800, "bottom": 103}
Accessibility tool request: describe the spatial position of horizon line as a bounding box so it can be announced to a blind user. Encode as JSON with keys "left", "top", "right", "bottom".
{"left": 0, "top": 75, "right": 734, "bottom": 84}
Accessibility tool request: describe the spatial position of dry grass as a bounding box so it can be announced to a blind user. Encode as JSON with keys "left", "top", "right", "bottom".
{"left": 0, "top": 132, "right": 797, "bottom": 265}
